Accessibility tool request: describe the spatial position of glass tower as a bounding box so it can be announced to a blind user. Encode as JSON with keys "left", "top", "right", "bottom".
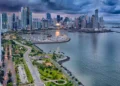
{"left": 21, "top": 7, "right": 32, "bottom": 30}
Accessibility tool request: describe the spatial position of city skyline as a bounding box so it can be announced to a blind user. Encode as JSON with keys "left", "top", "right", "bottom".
{"left": 0, "top": 7, "right": 104, "bottom": 31}
{"left": 0, "top": 0, "right": 120, "bottom": 22}
{"left": 1, "top": 1, "right": 120, "bottom": 86}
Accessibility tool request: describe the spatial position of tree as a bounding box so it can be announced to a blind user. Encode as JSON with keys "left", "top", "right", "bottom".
{"left": 52, "top": 52, "right": 56, "bottom": 60}
{"left": 7, "top": 82, "right": 13, "bottom": 86}
{"left": 20, "top": 53, "right": 23, "bottom": 57}
{"left": 8, "top": 71, "right": 12, "bottom": 78}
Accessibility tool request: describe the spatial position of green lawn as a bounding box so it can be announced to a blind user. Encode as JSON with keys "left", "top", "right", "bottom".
{"left": 12, "top": 34, "right": 74, "bottom": 86}
{"left": 23, "top": 60, "right": 34, "bottom": 83}
{"left": 33, "top": 59, "right": 73, "bottom": 86}
{"left": 29, "top": 45, "right": 43, "bottom": 56}
{"left": 45, "top": 81, "right": 73, "bottom": 86}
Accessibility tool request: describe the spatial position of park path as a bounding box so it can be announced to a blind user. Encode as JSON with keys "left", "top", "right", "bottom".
{"left": 14, "top": 41, "right": 44, "bottom": 86}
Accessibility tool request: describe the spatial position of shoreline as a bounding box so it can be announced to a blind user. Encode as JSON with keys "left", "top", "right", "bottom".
{"left": 58, "top": 56, "right": 70, "bottom": 65}
{"left": 57, "top": 56, "right": 84, "bottom": 86}
{"left": 33, "top": 44, "right": 84, "bottom": 86}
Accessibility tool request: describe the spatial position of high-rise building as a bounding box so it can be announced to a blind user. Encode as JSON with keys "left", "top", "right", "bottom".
{"left": 41, "top": 19, "right": 48, "bottom": 29}
{"left": 46, "top": 13, "right": 52, "bottom": 27}
{"left": 0, "top": 14, "right": 2, "bottom": 30}
{"left": 91, "top": 15, "right": 95, "bottom": 29}
{"left": 57, "top": 15, "right": 61, "bottom": 23}
{"left": 46, "top": 13, "right": 51, "bottom": 20}
{"left": 8, "top": 15, "right": 12, "bottom": 30}
{"left": 74, "top": 18, "right": 79, "bottom": 29}
{"left": 99, "top": 17, "right": 104, "bottom": 28}
{"left": 1, "top": 13, "right": 8, "bottom": 32}
{"left": 16, "top": 16, "right": 21, "bottom": 29}
{"left": 2, "top": 13, "right": 8, "bottom": 29}
{"left": 0, "top": 14, "right": 1, "bottom": 63}
{"left": 21, "top": 7, "right": 32, "bottom": 30}
{"left": 12, "top": 13, "right": 16, "bottom": 30}
{"left": 32, "top": 18, "right": 41, "bottom": 29}
{"left": 95, "top": 9, "right": 98, "bottom": 28}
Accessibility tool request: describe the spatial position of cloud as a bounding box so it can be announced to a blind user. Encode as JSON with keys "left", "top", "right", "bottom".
{"left": 0, "top": 0, "right": 92, "bottom": 14}
{"left": 102, "top": 0, "right": 118, "bottom": 6}
{"left": 101, "top": 0, "right": 120, "bottom": 14}
{"left": 0, "top": 0, "right": 120, "bottom": 22}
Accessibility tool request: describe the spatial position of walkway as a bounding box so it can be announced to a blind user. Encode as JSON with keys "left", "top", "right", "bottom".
{"left": 14, "top": 41, "right": 44, "bottom": 86}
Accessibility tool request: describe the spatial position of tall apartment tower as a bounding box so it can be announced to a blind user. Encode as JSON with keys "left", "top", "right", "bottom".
{"left": 21, "top": 7, "right": 32, "bottom": 30}
{"left": 1, "top": 13, "right": 8, "bottom": 32}
{"left": 95, "top": 9, "right": 98, "bottom": 28}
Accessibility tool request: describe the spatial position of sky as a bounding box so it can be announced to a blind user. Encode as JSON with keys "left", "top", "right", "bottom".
{"left": 0, "top": 0, "right": 120, "bottom": 23}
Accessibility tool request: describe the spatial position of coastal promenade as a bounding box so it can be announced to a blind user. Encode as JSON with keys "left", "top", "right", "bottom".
{"left": 14, "top": 41, "right": 44, "bottom": 86}
{"left": 50, "top": 58, "right": 83, "bottom": 86}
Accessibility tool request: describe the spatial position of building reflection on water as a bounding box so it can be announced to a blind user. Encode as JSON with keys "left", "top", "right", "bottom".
{"left": 55, "top": 30, "right": 60, "bottom": 37}
{"left": 92, "top": 34, "right": 98, "bottom": 58}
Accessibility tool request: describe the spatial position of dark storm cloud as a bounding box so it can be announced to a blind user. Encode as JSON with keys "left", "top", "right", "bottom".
{"left": 101, "top": 0, "right": 120, "bottom": 14}
{"left": 0, "top": 0, "right": 92, "bottom": 14}
{"left": 103, "top": 0, "right": 118, "bottom": 6}
{"left": 0, "top": 0, "right": 26, "bottom": 11}
{"left": 0, "top": 0, "right": 120, "bottom": 15}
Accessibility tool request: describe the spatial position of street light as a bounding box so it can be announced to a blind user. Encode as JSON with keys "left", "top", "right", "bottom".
{"left": 56, "top": 23, "right": 61, "bottom": 27}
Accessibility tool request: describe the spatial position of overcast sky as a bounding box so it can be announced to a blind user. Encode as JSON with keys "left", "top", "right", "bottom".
{"left": 0, "top": 0, "right": 120, "bottom": 22}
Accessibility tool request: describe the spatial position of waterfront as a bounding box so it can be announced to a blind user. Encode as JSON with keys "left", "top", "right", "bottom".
{"left": 21, "top": 30, "right": 70, "bottom": 44}
{"left": 33, "top": 29, "right": 120, "bottom": 86}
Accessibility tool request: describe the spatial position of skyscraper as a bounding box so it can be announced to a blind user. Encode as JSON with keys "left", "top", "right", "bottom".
{"left": 21, "top": 7, "right": 32, "bottom": 30}
{"left": 95, "top": 9, "right": 98, "bottom": 28}
{"left": 2, "top": 13, "right": 8, "bottom": 29}
{"left": 16, "top": 16, "right": 21, "bottom": 29}
{"left": 46, "top": 13, "right": 52, "bottom": 27}
{"left": 41, "top": 19, "right": 48, "bottom": 29}
{"left": 99, "top": 17, "right": 104, "bottom": 28}
{"left": 1, "top": 13, "right": 8, "bottom": 32}
{"left": 0, "top": 14, "right": 1, "bottom": 63}
{"left": 8, "top": 15, "right": 12, "bottom": 30}
{"left": 46, "top": 13, "right": 51, "bottom": 20}
{"left": 0, "top": 14, "right": 2, "bottom": 30}
{"left": 57, "top": 15, "right": 61, "bottom": 23}
{"left": 12, "top": 13, "right": 16, "bottom": 30}
{"left": 91, "top": 15, "right": 95, "bottom": 29}
{"left": 33, "top": 18, "right": 41, "bottom": 29}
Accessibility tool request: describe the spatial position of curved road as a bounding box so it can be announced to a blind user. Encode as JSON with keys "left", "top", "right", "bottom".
{"left": 14, "top": 41, "right": 44, "bottom": 86}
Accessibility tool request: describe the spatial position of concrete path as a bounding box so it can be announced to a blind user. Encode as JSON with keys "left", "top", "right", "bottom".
{"left": 18, "top": 65, "right": 28, "bottom": 83}
{"left": 14, "top": 41, "right": 44, "bottom": 86}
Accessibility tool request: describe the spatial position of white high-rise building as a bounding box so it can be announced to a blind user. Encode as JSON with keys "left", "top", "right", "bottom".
{"left": 21, "top": 7, "right": 32, "bottom": 30}
{"left": 32, "top": 18, "right": 41, "bottom": 29}
{"left": 41, "top": 19, "right": 48, "bottom": 29}
{"left": 8, "top": 15, "right": 12, "bottom": 30}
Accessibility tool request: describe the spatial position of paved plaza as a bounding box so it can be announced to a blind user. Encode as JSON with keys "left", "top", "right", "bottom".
{"left": 18, "top": 65, "right": 28, "bottom": 84}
